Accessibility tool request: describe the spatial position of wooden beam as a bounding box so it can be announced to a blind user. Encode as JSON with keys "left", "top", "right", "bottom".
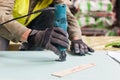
{"left": 52, "top": 63, "right": 96, "bottom": 77}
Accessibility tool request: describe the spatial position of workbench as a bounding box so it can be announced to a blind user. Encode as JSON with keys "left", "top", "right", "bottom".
{"left": 0, "top": 51, "right": 120, "bottom": 80}
{"left": 1, "top": 36, "right": 119, "bottom": 80}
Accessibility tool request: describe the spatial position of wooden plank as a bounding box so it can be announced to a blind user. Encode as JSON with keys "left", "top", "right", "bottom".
{"left": 52, "top": 63, "right": 96, "bottom": 77}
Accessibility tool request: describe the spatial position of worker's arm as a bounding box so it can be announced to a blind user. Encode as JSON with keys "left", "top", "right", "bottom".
{"left": 66, "top": 5, "right": 82, "bottom": 40}
{"left": 0, "top": 0, "right": 30, "bottom": 42}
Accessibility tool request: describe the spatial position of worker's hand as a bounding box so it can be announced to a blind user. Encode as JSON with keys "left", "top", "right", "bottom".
{"left": 70, "top": 39, "right": 94, "bottom": 55}
{"left": 27, "top": 27, "right": 69, "bottom": 55}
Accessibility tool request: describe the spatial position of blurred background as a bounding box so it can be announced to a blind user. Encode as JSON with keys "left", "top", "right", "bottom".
{"left": 66, "top": 0, "right": 120, "bottom": 36}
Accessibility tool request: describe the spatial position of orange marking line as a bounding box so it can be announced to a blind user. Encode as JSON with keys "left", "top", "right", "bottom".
{"left": 52, "top": 63, "right": 96, "bottom": 77}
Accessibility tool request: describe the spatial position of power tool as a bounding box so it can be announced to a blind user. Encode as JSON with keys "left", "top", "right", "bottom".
{"left": 0, "top": 4, "right": 68, "bottom": 61}
{"left": 54, "top": 4, "right": 68, "bottom": 61}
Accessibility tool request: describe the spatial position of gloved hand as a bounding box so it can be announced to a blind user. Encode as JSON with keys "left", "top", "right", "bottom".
{"left": 27, "top": 27, "right": 69, "bottom": 55}
{"left": 70, "top": 39, "right": 94, "bottom": 55}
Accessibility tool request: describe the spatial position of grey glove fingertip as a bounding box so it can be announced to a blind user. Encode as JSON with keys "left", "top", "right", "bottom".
{"left": 88, "top": 47, "right": 94, "bottom": 52}
{"left": 79, "top": 49, "right": 85, "bottom": 55}
{"left": 51, "top": 38, "right": 69, "bottom": 48}
{"left": 74, "top": 43, "right": 80, "bottom": 53}
{"left": 46, "top": 44, "right": 60, "bottom": 55}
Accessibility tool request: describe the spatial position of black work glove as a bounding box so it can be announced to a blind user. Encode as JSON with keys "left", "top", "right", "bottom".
{"left": 27, "top": 27, "right": 69, "bottom": 55}
{"left": 70, "top": 39, "right": 94, "bottom": 55}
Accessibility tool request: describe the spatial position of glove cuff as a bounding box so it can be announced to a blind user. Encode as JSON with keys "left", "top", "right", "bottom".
{"left": 27, "top": 30, "right": 38, "bottom": 45}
